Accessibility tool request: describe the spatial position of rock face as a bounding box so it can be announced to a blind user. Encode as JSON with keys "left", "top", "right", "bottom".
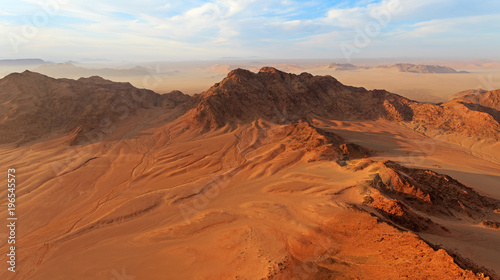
{"left": 371, "top": 161, "right": 499, "bottom": 219}
{"left": 453, "top": 89, "right": 500, "bottom": 110}
{"left": 408, "top": 89, "right": 500, "bottom": 139}
{"left": 410, "top": 99, "right": 500, "bottom": 140}
{"left": 451, "top": 89, "right": 500, "bottom": 122}
{"left": 343, "top": 159, "right": 500, "bottom": 234}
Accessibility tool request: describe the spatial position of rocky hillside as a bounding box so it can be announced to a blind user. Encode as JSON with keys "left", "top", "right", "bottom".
{"left": 453, "top": 89, "right": 500, "bottom": 119}
{"left": 183, "top": 67, "right": 415, "bottom": 130}
{"left": 0, "top": 71, "right": 194, "bottom": 145}
{"left": 183, "top": 67, "right": 500, "bottom": 140}
{"left": 1, "top": 68, "right": 499, "bottom": 146}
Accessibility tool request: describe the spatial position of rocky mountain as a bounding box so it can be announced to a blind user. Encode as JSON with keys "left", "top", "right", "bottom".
{"left": 453, "top": 89, "right": 500, "bottom": 111}
{"left": 183, "top": 67, "right": 414, "bottom": 130}
{"left": 2, "top": 68, "right": 499, "bottom": 146}
{"left": 182, "top": 67, "right": 499, "bottom": 140}
{"left": 0, "top": 71, "right": 194, "bottom": 145}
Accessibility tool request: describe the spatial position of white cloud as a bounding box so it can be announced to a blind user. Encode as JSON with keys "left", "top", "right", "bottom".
{"left": 1, "top": 0, "right": 499, "bottom": 60}
{"left": 0, "top": 10, "right": 16, "bottom": 15}
{"left": 404, "top": 14, "right": 500, "bottom": 38}
{"left": 326, "top": 7, "right": 365, "bottom": 28}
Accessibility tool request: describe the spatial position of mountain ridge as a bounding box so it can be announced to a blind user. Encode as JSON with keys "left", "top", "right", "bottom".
{"left": 183, "top": 67, "right": 414, "bottom": 131}
{"left": 1, "top": 68, "right": 500, "bottom": 146}
{"left": 377, "top": 63, "right": 468, "bottom": 73}
{"left": 0, "top": 70, "right": 194, "bottom": 145}
{"left": 182, "top": 67, "right": 499, "bottom": 140}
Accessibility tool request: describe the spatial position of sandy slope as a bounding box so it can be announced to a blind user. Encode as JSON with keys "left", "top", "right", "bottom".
{"left": 0, "top": 117, "right": 498, "bottom": 279}
{"left": 315, "top": 119, "right": 500, "bottom": 275}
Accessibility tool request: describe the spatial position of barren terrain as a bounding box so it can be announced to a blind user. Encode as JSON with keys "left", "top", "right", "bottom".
{"left": 1, "top": 68, "right": 499, "bottom": 279}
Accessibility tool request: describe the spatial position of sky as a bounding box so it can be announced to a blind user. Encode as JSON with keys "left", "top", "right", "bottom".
{"left": 1, "top": 0, "right": 500, "bottom": 62}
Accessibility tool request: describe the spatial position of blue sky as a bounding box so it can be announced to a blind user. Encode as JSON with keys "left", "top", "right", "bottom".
{"left": 1, "top": 0, "right": 499, "bottom": 61}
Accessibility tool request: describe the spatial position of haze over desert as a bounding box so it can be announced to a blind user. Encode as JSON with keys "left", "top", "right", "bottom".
{"left": 1, "top": 0, "right": 500, "bottom": 279}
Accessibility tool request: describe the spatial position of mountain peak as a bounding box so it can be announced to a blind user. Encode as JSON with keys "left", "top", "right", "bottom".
{"left": 0, "top": 72, "right": 172, "bottom": 145}
{"left": 225, "top": 67, "right": 287, "bottom": 80}
{"left": 226, "top": 68, "right": 254, "bottom": 78}
{"left": 181, "top": 68, "right": 416, "bottom": 132}
{"left": 258, "top": 66, "right": 282, "bottom": 74}
{"left": 182, "top": 68, "right": 500, "bottom": 140}
{"left": 3, "top": 70, "right": 53, "bottom": 82}
{"left": 78, "top": 75, "right": 112, "bottom": 83}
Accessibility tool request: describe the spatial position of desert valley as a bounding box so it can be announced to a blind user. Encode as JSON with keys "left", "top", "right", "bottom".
{"left": 1, "top": 65, "right": 499, "bottom": 279}
{"left": 2, "top": 0, "right": 500, "bottom": 278}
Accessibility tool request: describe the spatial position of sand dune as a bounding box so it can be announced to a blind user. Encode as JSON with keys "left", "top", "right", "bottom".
{"left": 1, "top": 69, "right": 499, "bottom": 279}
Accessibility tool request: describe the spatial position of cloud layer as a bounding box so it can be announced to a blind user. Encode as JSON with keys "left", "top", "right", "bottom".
{"left": 1, "top": 0, "right": 499, "bottom": 61}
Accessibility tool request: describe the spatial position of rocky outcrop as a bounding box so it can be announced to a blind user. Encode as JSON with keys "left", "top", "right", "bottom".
{"left": 271, "top": 121, "right": 371, "bottom": 162}
{"left": 365, "top": 161, "right": 500, "bottom": 225}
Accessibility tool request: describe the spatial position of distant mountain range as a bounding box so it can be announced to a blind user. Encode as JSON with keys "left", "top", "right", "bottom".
{"left": 377, "top": 63, "right": 469, "bottom": 73}
{"left": 327, "top": 62, "right": 468, "bottom": 73}
{"left": 0, "top": 58, "right": 48, "bottom": 66}
{"left": 34, "top": 63, "right": 152, "bottom": 78}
